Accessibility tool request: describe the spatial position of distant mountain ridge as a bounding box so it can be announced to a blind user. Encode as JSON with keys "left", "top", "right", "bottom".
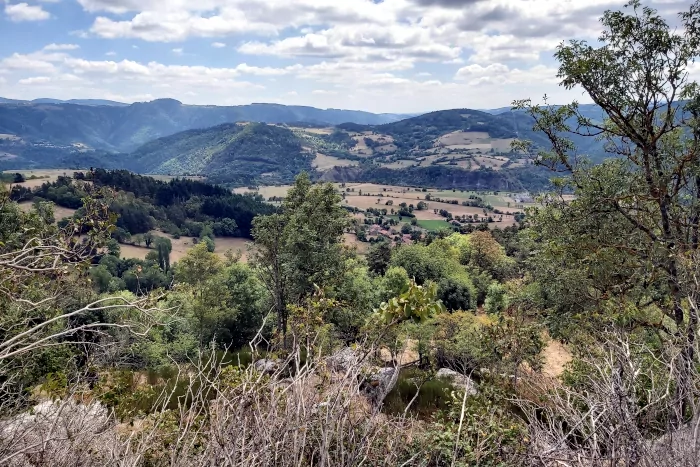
{"left": 0, "top": 102, "right": 613, "bottom": 191}
{"left": 0, "top": 98, "right": 411, "bottom": 154}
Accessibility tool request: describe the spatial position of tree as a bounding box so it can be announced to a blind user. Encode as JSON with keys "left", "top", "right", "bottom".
{"left": 154, "top": 236, "right": 172, "bottom": 271}
{"left": 106, "top": 239, "right": 121, "bottom": 258}
{"left": 144, "top": 232, "right": 154, "bottom": 248}
{"left": 514, "top": 0, "right": 700, "bottom": 424}
{"left": 174, "top": 243, "right": 224, "bottom": 345}
{"left": 12, "top": 173, "right": 24, "bottom": 183}
{"left": 367, "top": 242, "right": 392, "bottom": 275}
{"left": 252, "top": 173, "right": 350, "bottom": 337}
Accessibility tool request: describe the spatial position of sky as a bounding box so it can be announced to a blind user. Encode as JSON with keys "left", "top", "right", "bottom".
{"left": 0, "top": 0, "right": 694, "bottom": 113}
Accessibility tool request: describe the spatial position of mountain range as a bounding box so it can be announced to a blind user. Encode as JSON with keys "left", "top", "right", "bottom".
{"left": 0, "top": 98, "right": 613, "bottom": 191}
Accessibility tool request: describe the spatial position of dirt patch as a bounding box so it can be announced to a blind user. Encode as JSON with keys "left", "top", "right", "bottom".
{"left": 541, "top": 336, "right": 573, "bottom": 378}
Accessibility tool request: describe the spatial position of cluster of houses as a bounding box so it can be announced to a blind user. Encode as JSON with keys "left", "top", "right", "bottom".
{"left": 366, "top": 224, "right": 414, "bottom": 244}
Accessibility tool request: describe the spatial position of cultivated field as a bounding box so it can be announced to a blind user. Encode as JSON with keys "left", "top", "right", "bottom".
{"left": 142, "top": 174, "right": 206, "bottom": 182}
{"left": 120, "top": 232, "right": 253, "bottom": 263}
{"left": 4, "top": 169, "right": 73, "bottom": 188}
{"left": 17, "top": 201, "right": 77, "bottom": 220}
{"left": 312, "top": 153, "right": 358, "bottom": 170}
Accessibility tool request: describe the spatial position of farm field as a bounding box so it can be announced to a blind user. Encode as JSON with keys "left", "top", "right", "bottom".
{"left": 17, "top": 201, "right": 77, "bottom": 221}
{"left": 416, "top": 219, "right": 452, "bottom": 230}
{"left": 4, "top": 169, "right": 73, "bottom": 188}
{"left": 119, "top": 232, "right": 252, "bottom": 263}
{"left": 119, "top": 232, "right": 368, "bottom": 263}
{"left": 312, "top": 153, "right": 358, "bottom": 170}
{"left": 233, "top": 182, "right": 532, "bottom": 228}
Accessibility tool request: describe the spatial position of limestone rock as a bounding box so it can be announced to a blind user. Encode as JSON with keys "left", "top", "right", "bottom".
{"left": 436, "top": 368, "right": 479, "bottom": 396}
{"left": 254, "top": 358, "right": 282, "bottom": 374}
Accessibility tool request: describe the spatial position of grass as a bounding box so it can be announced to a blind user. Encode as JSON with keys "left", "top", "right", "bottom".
{"left": 417, "top": 219, "right": 453, "bottom": 231}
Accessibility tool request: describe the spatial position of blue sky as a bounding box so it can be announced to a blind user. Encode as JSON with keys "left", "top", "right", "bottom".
{"left": 0, "top": 0, "right": 693, "bottom": 113}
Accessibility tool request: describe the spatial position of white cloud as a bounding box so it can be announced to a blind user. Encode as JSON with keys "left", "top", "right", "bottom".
{"left": 105, "top": 51, "right": 117, "bottom": 56}
{"left": 18, "top": 76, "right": 52, "bottom": 85}
{"left": 43, "top": 44, "right": 81, "bottom": 51}
{"left": 5, "top": 3, "right": 50, "bottom": 22}
{"left": 2, "top": 1, "right": 691, "bottom": 112}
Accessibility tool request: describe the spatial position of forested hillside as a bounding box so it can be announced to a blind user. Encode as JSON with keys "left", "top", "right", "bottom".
{"left": 112, "top": 108, "right": 560, "bottom": 190}
{"left": 0, "top": 99, "right": 405, "bottom": 154}
{"left": 129, "top": 123, "right": 313, "bottom": 187}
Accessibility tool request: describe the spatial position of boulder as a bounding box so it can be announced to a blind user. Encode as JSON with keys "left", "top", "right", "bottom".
{"left": 436, "top": 368, "right": 479, "bottom": 396}
{"left": 254, "top": 358, "right": 282, "bottom": 374}
{"left": 364, "top": 367, "right": 399, "bottom": 407}
{"left": 327, "top": 347, "right": 362, "bottom": 372}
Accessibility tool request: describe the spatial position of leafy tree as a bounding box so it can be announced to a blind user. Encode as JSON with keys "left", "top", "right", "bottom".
{"left": 367, "top": 241, "right": 392, "bottom": 275}
{"left": 174, "top": 243, "right": 224, "bottom": 345}
{"left": 106, "top": 239, "right": 121, "bottom": 258}
{"left": 202, "top": 236, "right": 215, "bottom": 253}
{"left": 154, "top": 236, "right": 172, "bottom": 272}
{"left": 252, "top": 173, "right": 350, "bottom": 336}
{"left": 514, "top": 0, "right": 700, "bottom": 421}
{"left": 12, "top": 173, "right": 24, "bottom": 183}
{"left": 144, "top": 232, "right": 154, "bottom": 248}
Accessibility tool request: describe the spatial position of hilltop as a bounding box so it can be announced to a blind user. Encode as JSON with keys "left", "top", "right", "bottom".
{"left": 115, "top": 108, "right": 562, "bottom": 190}
{"left": 0, "top": 102, "right": 608, "bottom": 190}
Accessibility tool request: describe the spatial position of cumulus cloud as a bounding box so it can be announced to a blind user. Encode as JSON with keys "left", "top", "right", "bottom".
{"left": 2, "top": 1, "right": 693, "bottom": 111}
{"left": 5, "top": 3, "right": 50, "bottom": 22}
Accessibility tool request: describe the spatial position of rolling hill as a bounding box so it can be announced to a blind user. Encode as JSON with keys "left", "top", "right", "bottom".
{"left": 0, "top": 98, "right": 409, "bottom": 154}
{"left": 129, "top": 122, "right": 313, "bottom": 187}
{"left": 0, "top": 103, "right": 610, "bottom": 191}
{"left": 113, "top": 108, "right": 563, "bottom": 190}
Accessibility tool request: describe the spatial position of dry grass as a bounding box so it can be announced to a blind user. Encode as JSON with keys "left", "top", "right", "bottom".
{"left": 380, "top": 160, "right": 416, "bottom": 169}
{"left": 473, "top": 156, "right": 509, "bottom": 170}
{"left": 5, "top": 169, "right": 71, "bottom": 188}
{"left": 232, "top": 185, "right": 293, "bottom": 198}
{"left": 436, "top": 131, "right": 489, "bottom": 146}
{"left": 312, "top": 153, "right": 358, "bottom": 170}
{"left": 17, "top": 201, "right": 77, "bottom": 221}
{"left": 143, "top": 174, "right": 206, "bottom": 182}
{"left": 120, "top": 232, "right": 252, "bottom": 263}
{"left": 541, "top": 337, "right": 573, "bottom": 378}
{"left": 292, "top": 127, "right": 334, "bottom": 135}
{"left": 343, "top": 232, "right": 369, "bottom": 255}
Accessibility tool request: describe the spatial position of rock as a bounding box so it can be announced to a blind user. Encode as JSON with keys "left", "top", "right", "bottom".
{"left": 327, "top": 347, "right": 361, "bottom": 372}
{"left": 436, "top": 368, "right": 479, "bottom": 396}
{"left": 254, "top": 358, "right": 281, "bottom": 374}
{"left": 364, "top": 367, "right": 399, "bottom": 407}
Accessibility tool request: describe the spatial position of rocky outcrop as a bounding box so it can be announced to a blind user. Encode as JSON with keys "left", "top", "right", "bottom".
{"left": 436, "top": 368, "right": 479, "bottom": 396}
{"left": 254, "top": 358, "right": 282, "bottom": 374}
